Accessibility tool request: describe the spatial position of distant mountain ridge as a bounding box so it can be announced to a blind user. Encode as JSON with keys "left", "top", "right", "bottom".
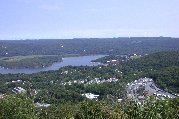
{"left": 1, "top": 37, "right": 179, "bottom": 57}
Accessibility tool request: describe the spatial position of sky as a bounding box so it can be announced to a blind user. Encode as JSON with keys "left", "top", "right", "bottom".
{"left": 0, "top": 0, "right": 179, "bottom": 39}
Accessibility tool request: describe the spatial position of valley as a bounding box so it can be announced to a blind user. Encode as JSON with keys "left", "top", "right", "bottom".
{"left": 0, "top": 38, "right": 179, "bottom": 118}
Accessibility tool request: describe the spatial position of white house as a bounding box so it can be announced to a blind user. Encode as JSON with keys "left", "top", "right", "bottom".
{"left": 12, "top": 87, "right": 26, "bottom": 93}
{"left": 82, "top": 93, "right": 99, "bottom": 100}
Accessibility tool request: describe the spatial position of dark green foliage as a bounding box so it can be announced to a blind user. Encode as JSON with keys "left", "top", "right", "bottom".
{"left": 0, "top": 94, "right": 38, "bottom": 119}
{"left": 125, "top": 51, "right": 179, "bottom": 70}
{"left": 75, "top": 101, "right": 111, "bottom": 119}
{"left": 1, "top": 37, "right": 179, "bottom": 57}
{"left": 74, "top": 97, "right": 179, "bottom": 119}
{"left": 1, "top": 94, "right": 178, "bottom": 119}
{"left": 121, "top": 51, "right": 179, "bottom": 93}
{"left": 0, "top": 49, "right": 179, "bottom": 118}
{"left": 148, "top": 66, "right": 179, "bottom": 93}
{"left": 122, "top": 97, "right": 179, "bottom": 119}
{"left": 37, "top": 104, "right": 78, "bottom": 119}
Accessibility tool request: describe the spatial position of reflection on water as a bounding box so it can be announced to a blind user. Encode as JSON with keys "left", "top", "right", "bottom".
{"left": 0, "top": 55, "right": 105, "bottom": 74}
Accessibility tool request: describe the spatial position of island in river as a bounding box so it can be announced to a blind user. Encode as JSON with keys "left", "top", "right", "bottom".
{"left": 0, "top": 55, "right": 62, "bottom": 69}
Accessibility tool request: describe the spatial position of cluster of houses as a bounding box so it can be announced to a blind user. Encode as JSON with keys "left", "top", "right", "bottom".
{"left": 127, "top": 78, "right": 153, "bottom": 94}
{"left": 86, "top": 77, "right": 118, "bottom": 85}
{"left": 61, "top": 77, "right": 119, "bottom": 100}
{"left": 10, "top": 86, "right": 50, "bottom": 108}
{"left": 5, "top": 80, "right": 25, "bottom": 85}
{"left": 126, "top": 77, "right": 177, "bottom": 100}
{"left": 105, "top": 54, "right": 143, "bottom": 65}
{"left": 59, "top": 77, "right": 119, "bottom": 100}
{"left": 60, "top": 77, "right": 119, "bottom": 86}
{"left": 12, "top": 87, "right": 26, "bottom": 94}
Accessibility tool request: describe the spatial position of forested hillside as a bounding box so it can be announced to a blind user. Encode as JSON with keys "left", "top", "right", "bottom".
{"left": 1, "top": 37, "right": 179, "bottom": 57}
{"left": 121, "top": 51, "right": 179, "bottom": 93}
{"left": 0, "top": 49, "right": 179, "bottom": 118}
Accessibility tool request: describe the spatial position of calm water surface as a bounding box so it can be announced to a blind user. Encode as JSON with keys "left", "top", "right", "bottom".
{"left": 0, "top": 55, "right": 105, "bottom": 74}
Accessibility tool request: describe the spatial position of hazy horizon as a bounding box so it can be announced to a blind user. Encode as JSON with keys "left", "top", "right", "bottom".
{"left": 0, "top": 0, "right": 179, "bottom": 40}
{"left": 1, "top": 36, "right": 179, "bottom": 41}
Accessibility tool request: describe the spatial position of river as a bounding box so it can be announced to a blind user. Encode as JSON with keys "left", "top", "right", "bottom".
{"left": 0, "top": 55, "right": 105, "bottom": 74}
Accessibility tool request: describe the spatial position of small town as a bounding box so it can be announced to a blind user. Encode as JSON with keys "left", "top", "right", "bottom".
{"left": 126, "top": 77, "right": 178, "bottom": 102}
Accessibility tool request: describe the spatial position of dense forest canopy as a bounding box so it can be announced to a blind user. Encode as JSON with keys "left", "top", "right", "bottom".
{"left": 0, "top": 38, "right": 179, "bottom": 118}
{"left": 123, "top": 51, "right": 179, "bottom": 93}
{"left": 0, "top": 51, "right": 179, "bottom": 101}
{"left": 1, "top": 37, "right": 179, "bottom": 57}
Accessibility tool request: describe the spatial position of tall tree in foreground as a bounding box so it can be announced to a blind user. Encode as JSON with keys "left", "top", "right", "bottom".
{"left": 0, "top": 94, "right": 38, "bottom": 119}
